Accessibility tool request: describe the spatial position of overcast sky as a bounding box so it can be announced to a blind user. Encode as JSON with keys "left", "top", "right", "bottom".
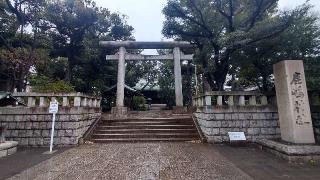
{"left": 95, "top": 0, "right": 320, "bottom": 54}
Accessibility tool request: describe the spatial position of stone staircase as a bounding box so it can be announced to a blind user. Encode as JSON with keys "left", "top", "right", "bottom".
{"left": 149, "top": 104, "right": 167, "bottom": 110}
{"left": 91, "top": 111, "right": 200, "bottom": 143}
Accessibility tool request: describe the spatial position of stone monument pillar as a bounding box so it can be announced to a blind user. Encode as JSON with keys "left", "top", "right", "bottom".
{"left": 112, "top": 46, "right": 128, "bottom": 115}
{"left": 273, "top": 60, "right": 315, "bottom": 144}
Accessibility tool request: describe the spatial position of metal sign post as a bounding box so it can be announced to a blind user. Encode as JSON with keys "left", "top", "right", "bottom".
{"left": 49, "top": 99, "right": 59, "bottom": 153}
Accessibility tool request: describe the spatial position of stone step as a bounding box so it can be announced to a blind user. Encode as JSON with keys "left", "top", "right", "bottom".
{"left": 102, "top": 117, "right": 192, "bottom": 121}
{"left": 149, "top": 104, "right": 167, "bottom": 107}
{"left": 92, "top": 138, "right": 198, "bottom": 143}
{"left": 91, "top": 112, "right": 200, "bottom": 143}
{"left": 97, "top": 124, "right": 196, "bottom": 129}
{"left": 91, "top": 133, "right": 199, "bottom": 139}
{"left": 103, "top": 117, "right": 192, "bottom": 121}
{"left": 94, "top": 129, "right": 198, "bottom": 134}
{"left": 101, "top": 121, "right": 194, "bottom": 125}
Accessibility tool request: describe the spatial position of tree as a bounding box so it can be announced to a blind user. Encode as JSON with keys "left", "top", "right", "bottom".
{"left": 31, "top": 0, "right": 135, "bottom": 96}
{"left": 162, "top": 0, "right": 309, "bottom": 90}
{"left": 0, "top": 0, "right": 135, "bottom": 95}
{"left": 44, "top": 0, "right": 101, "bottom": 82}
{"left": 0, "top": 0, "right": 48, "bottom": 91}
{"left": 230, "top": 9, "right": 320, "bottom": 91}
{"left": 44, "top": 0, "right": 134, "bottom": 82}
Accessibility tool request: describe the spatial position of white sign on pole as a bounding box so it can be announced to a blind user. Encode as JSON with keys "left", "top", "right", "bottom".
{"left": 49, "top": 100, "right": 58, "bottom": 153}
{"left": 228, "top": 132, "right": 246, "bottom": 141}
{"left": 49, "top": 101, "right": 59, "bottom": 114}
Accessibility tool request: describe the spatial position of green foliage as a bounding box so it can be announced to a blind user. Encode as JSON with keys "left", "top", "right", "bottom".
{"left": 35, "top": 57, "right": 68, "bottom": 81}
{"left": 126, "top": 60, "right": 159, "bottom": 89}
{"left": 30, "top": 76, "right": 75, "bottom": 93}
{"left": 131, "top": 96, "right": 146, "bottom": 111}
{"left": 0, "top": 0, "right": 50, "bottom": 91}
{"left": 44, "top": 0, "right": 134, "bottom": 83}
{"left": 157, "top": 60, "right": 175, "bottom": 108}
{"left": 0, "top": 0, "right": 136, "bottom": 112}
{"left": 162, "top": 0, "right": 311, "bottom": 90}
{"left": 229, "top": 11, "right": 320, "bottom": 91}
{"left": 305, "top": 57, "right": 320, "bottom": 91}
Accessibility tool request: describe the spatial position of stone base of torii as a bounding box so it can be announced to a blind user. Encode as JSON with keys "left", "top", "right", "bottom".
{"left": 100, "top": 41, "right": 194, "bottom": 115}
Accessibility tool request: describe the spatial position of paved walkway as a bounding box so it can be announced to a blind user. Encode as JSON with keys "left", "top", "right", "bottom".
{"left": 3, "top": 143, "right": 320, "bottom": 180}
{"left": 7, "top": 143, "right": 251, "bottom": 180}
{"left": 214, "top": 144, "right": 320, "bottom": 180}
{"left": 0, "top": 147, "right": 68, "bottom": 180}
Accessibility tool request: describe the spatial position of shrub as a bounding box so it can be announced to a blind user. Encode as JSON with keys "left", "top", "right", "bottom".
{"left": 30, "top": 76, "right": 75, "bottom": 93}
{"left": 132, "top": 96, "right": 146, "bottom": 111}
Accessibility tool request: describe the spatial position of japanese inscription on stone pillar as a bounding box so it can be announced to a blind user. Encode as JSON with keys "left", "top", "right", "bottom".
{"left": 290, "top": 72, "right": 310, "bottom": 126}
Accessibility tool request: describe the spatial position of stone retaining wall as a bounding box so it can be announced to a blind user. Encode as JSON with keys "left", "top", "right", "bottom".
{"left": 195, "top": 105, "right": 320, "bottom": 143}
{"left": 194, "top": 106, "right": 280, "bottom": 143}
{"left": 0, "top": 107, "right": 101, "bottom": 146}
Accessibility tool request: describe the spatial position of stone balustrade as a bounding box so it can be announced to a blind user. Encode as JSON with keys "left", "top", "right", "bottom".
{"left": 12, "top": 92, "right": 101, "bottom": 108}
{"left": 193, "top": 91, "right": 276, "bottom": 107}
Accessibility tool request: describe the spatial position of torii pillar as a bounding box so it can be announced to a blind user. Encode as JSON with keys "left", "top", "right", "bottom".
{"left": 111, "top": 46, "right": 128, "bottom": 115}
{"left": 116, "top": 46, "right": 126, "bottom": 107}
{"left": 172, "top": 47, "right": 185, "bottom": 113}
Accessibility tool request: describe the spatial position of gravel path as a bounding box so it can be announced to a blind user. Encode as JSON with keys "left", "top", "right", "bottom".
{"left": 8, "top": 142, "right": 252, "bottom": 180}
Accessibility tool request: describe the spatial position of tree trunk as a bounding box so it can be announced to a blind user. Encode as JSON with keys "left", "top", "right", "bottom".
{"left": 16, "top": 79, "right": 24, "bottom": 92}
{"left": 65, "top": 56, "right": 73, "bottom": 82}
{"left": 65, "top": 63, "right": 72, "bottom": 82}
{"left": 262, "top": 75, "right": 269, "bottom": 91}
{"left": 15, "top": 71, "right": 25, "bottom": 92}
{"left": 214, "top": 56, "right": 230, "bottom": 91}
{"left": 203, "top": 77, "right": 211, "bottom": 93}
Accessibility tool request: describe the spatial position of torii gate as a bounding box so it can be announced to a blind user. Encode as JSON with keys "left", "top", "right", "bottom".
{"left": 99, "top": 41, "right": 194, "bottom": 115}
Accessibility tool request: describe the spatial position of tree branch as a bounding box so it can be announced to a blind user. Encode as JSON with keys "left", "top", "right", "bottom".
{"left": 215, "top": 0, "right": 234, "bottom": 32}
{"left": 240, "top": 0, "right": 277, "bottom": 32}
{"left": 171, "top": 3, "right": 212, "bottom": 37}
{"left": 5, "top": 0, "right": 26, "bottom": 25}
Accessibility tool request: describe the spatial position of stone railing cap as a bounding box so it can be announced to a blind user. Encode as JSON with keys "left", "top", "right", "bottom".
{"left": 193, "top": 91, "right": 275, "bottom": 99}
{"left": 12, "top": 92, "right": 101, "bottom": 99}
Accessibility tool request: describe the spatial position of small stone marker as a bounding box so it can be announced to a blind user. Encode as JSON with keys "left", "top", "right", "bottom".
{"left": 273, "top": 60, "right": 315, "bottom": 144}
{"left": 228, "top": 132, "right": 246, "bottom": 141}
{"left": 228, "top": 132, "right": 246, "bottom": 146}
